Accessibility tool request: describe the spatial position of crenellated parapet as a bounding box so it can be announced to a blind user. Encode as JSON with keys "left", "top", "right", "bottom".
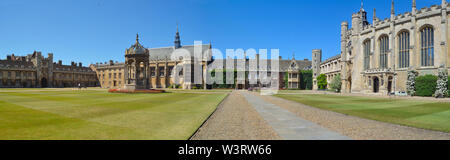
{"left": 357, "top": 3, "right": 448, "bottom": 35}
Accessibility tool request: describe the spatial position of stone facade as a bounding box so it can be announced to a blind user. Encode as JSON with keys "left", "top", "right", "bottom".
{"left": 313, "top": 0, "right": 450, "bottom": 95}
{"left": 209, "top": 55, "right": 311, "bottom": 90}
{"left": 91, "top": 30, "right": 212, "bottom": 89}
{"left": 92, "top": 29, "right": 312, "bottom": 89}
{"left": 90, "top": 61, "right": 124, "bottom": 89}
{"left": 0, "top": 51, "right": 98, "bottom": 88}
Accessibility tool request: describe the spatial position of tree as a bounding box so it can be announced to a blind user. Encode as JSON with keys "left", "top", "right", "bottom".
{"left": 284, "top": 72, "right": 288, "bottom": 89}
{"left": 330, "top": 74, "right": 342, "bottom": 92}
{"left": 300, "top": 70, "right": 313, "bottom": 90}
{"left": 317, "top": 74, "right": 327, "bottom": 90}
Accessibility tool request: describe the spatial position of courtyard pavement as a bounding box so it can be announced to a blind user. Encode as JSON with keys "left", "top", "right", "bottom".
{"left": 240, "top": 91, "right": 350, "bottom": 140}
{"left": 193, "top": 90, "right": 450, "bottom": 140}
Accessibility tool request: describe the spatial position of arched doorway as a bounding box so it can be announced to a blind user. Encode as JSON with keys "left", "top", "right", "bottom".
{"left": 41, "top": 78, "right": 48, "bottom": 88}
{"left": 373, "top": 77, "right": 379, "bottom": 93}
{"left": 347, "top": 76, "right": 352, "bottom": 93}
{"left": 387, "top": 76, "right": 393, "bottom": 93}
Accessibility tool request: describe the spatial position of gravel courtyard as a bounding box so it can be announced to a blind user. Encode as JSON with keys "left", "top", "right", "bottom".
{"left": 192, "top": 90, "right": 450, "bottom": 140}
{"left": 190, "top": 91, "right": 280, "bottom": 140}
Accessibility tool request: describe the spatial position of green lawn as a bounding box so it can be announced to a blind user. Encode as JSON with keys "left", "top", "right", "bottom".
{"left": 275, "top": 94, "right": 450, "bottom": 133}
{"left": 0, "top": 88, "right": 227, "bottom": 140}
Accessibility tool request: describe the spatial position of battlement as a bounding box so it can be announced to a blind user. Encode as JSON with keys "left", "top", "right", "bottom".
{"left": 320, "top": 54, "right": 341, "bottom": 65}
{"left": 354, "top": 2, "right": 447, "bottom": 31}
{"left": 363, "top": 4, "right": 444, "bottom": 30}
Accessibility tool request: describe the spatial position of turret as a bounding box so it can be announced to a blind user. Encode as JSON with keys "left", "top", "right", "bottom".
{"left": 391, "top": 0, "right": 395, "bottom": 19}
{"left": 351, "top": 13, "right": 361, "bottom": 34}
{"left": 312, "top": 49, "right": 322, "bottom": 90}
{"left": 174, "top": 24, "right": 181, "bottom": 49}
{"left": 373, "top": 8, "right": 377, "bottom": 21}
{"left": 360, "top": 0, "right": 369, "bottom": 28}
{"left": 341, "top": 21, "right": 349, "bottom": 60}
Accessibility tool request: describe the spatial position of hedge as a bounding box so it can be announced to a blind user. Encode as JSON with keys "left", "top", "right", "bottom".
{"left": 448, "top": 76, "right": 450, "bottom": 97}
{"left": 415, "top": 74, "right": 438, "bottom": 97}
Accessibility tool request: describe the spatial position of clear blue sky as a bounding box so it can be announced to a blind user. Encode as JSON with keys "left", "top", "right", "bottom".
{"left": 0, "top": 0, "right": 443, "bottom": 66}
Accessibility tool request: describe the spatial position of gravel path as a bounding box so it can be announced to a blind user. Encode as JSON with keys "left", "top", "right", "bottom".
{"left": 251, "top": 92, "right": 450, "bottom": 140}
{"left": 240, "top": 91, "right": 350, "bottom": 140}
{"left": 190, "top": 91, "right": 280, "bottom": 140}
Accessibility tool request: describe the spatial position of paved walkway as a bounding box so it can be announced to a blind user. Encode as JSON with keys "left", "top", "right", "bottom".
{"left": 257, "top": 92, "right": 450, "bottom": 140}
{"left": 240, "top": 91, "right": 350, "bottom": 140}
{"left": 191, "top": 91, "right": 280, "bottom": 140}
{"left": 193, "top": 90, "right": 450, "bottom": 140}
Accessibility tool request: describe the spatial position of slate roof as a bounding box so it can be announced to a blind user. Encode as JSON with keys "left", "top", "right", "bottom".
{"left": 320, "top": 54, "right": 341, "bottom": 65}
{"left": 148, "top": 44, "right": 212, "bottom": 61}
{"left": 207, "top": 58, "right": 312, "bottom": 72}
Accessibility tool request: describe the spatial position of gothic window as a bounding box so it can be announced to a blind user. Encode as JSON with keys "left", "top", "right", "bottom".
{"left": 379, "top": 35, "right": 389, "bottom": 68}
{"left": 159, "top": 67, "right": 165, "bottom": 77}
{"left": 291, "top": 63, "right": 296, "bottom": 68}
{"left": 363, "top": 40, "right": 371, "bottom": 70}
{"left": 421, "top": 26, "right": 434, "bottom": 66}
{"left": 398, "top": 31, "right": 410, "bottom": 68}
{"left": 168, "top": 66, "right": 174, "bottom": 77}
{"left": 179, "top": 68, "right": 184, "bottom": 76}
{"left": 150, "top": 67, "right": 156, "bottom": 77}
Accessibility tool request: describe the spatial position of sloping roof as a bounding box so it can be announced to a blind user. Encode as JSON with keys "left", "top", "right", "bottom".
{"left": 148, "top": 44, "right": 211, "bottom": 61}
{"left": 206, "top": 59, "right": 312, "bottom": 72}
{"left": 0, "top": 60, "right": 35, "bottom": 68}
{"left": 320, "top": 54, "right": 341, "bottom": 64}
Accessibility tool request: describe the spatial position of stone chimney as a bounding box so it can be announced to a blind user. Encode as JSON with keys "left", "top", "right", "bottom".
{"left": 58, "top": 60, "right": 62, "bottom": 65}
{"left": 79, "top": 62, "right": 82, "bottom": 67}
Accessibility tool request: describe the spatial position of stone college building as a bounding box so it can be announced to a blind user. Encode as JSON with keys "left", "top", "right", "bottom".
{"left": 0, "top": 51, "right": 98, "bottom": 88}
{"left": 313, "top": 0, "right": 450, "bottom": 95}
{"left": 92, "top": 28, "right": 312, "bottom": 90}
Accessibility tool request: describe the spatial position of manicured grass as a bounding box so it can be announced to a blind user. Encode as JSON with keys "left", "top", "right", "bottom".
{"left": 275, "top": 94, "right": 450, "bottom": 132}
{"left": 0, "top": 88, "right": 227, "bottom": 140}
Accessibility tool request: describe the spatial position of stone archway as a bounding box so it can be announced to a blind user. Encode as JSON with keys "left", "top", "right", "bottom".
{"left": 41, "top": 78, "right": 48, "bottom": 88}
{"left": 373, "top": 77, "right": 379, "bottom": 93}
{"left": 347, "top": 76, "right": 352, "bottom": 93}
{"left": 387, "top": 76, "right": 393, "bottom": 93}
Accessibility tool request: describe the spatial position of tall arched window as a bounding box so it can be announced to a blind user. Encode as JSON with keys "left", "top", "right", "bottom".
{"left": 421, "top": 26, "right": 434, "bottom": 66}
{"left": 379, "top": 35, "right": 389, "bottom": 68}
{"left": 398, "top": 31, "right": 410, "bottom": 68}
{"left": 363, "top": 40, "right": 371, "bottom": 70}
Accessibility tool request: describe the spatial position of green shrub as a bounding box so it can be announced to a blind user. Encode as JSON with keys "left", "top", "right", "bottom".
{"left": 448, "top": 76, "right": 450, "bottom": 97}
{"left": 415, "top": 74, "right": 438, "bottom": 97}
{"left": 330, "top": 74, "right": 342, "bottom": 92}
{"left": 317, "top": 74, "right": 327, "bottom": 90}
